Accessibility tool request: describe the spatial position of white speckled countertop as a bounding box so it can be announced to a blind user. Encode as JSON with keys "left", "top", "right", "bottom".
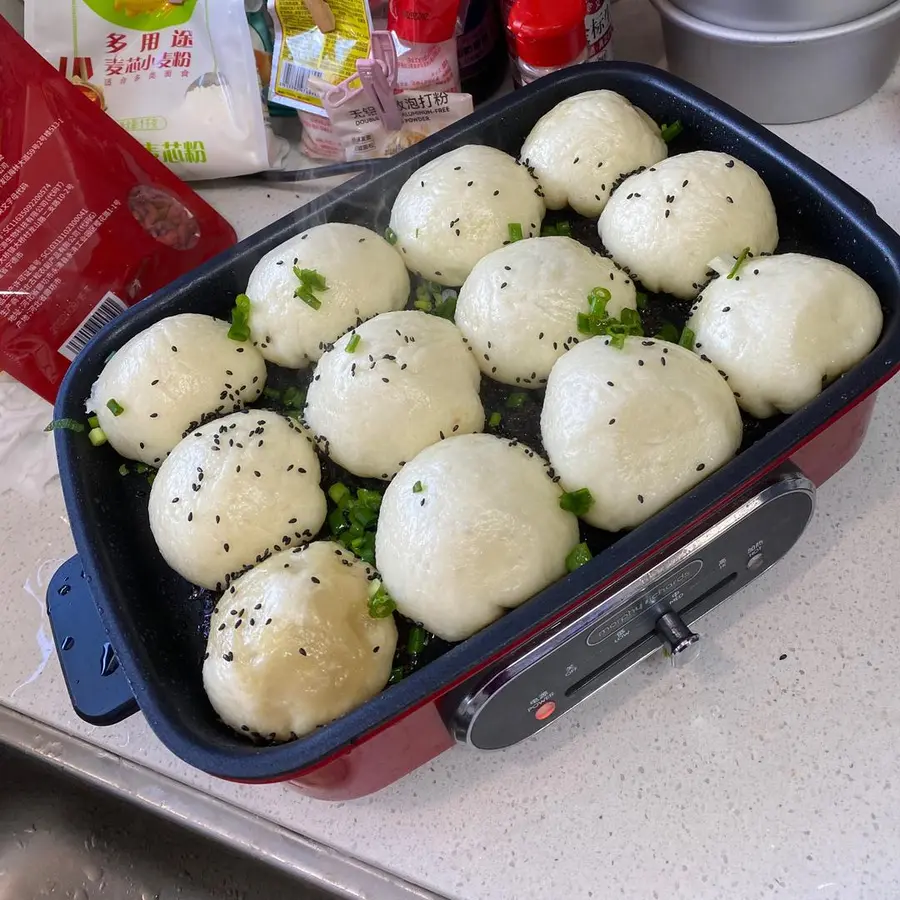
{"left": 3, "top": 3, "right": 900, "bottom": 898}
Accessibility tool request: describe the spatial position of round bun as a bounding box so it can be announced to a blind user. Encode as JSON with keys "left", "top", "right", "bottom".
{"left": 520, "top": 90, "right": 667, "bottom": 217}
{"left": 88, "top": 314, "right": 267, "bottom": 466}
{"left": 687, "top": 253, "right": 883, "bottom": 418}
{"left": 149, "top": 410, "right": 326, "bottom": 590}
{"left": 388, "top": 145, "right": 546, "bottom": 287}
{"left": 541, "top": 336, "right": 742, "bottom": 532}
{"left": 304, "top": 311, "right": 484, "bottom": 480}
{"left": 455, "top": 236, "right": 637, "bottom": 388}
{"left": 375, "top": 434, "right": 580, "bottom": 641}
{"left": 245, "top": 223, "right": 409, "bottom": 369}
{"left": 203, "top": 541, "right": 397, "bottom": 741}
{"left": 598, "top": 151, "right": 778, "bottom": 299}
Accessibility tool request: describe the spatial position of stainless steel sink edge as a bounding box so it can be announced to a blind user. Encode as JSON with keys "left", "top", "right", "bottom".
{"left": 0, "top": 702, "right": 449, "bottom": 900}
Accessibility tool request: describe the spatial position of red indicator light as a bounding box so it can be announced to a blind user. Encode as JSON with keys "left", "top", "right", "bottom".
{"left": 534, "top": 701, "right": 556, "bottom": 720}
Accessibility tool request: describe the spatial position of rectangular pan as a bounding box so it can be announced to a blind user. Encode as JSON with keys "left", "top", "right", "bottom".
{"left": 54, "top": 63, "right": 900, "bottom": 783}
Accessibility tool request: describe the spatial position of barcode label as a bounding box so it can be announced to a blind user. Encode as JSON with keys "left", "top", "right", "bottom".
{"left": 280, "top": 61, "right": 323, "bottom": 95}
{"left": 58, "top": 292, "right": 127, "bottom": 361}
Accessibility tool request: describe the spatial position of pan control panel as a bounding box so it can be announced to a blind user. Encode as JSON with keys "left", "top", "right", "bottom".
{"left": 451, "top": 471, "right": 815, "bottom": 751}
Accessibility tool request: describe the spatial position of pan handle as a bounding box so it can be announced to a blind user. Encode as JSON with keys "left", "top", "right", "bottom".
{"left": 46, "top": 556, "right": 139, "bottom": 727}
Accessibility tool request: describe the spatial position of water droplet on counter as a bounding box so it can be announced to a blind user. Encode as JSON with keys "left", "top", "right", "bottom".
{"left": 73, "top": 889, "right": 89, "bottom": 900}
{"left": 62, "top": 635, "right": 75, "bottom": 651}
{"left": 83, "top": 863, "right": 103, "bottom": 883}
{"left": 141, "top": 891, "right": 159, "bottom": 900}
{"left": 100, "top": 642, "right": 119, "bottom": 677}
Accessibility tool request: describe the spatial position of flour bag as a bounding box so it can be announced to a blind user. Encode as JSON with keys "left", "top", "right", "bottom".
{"left": 25, "top": 0, "right": 280, "bottom": 180}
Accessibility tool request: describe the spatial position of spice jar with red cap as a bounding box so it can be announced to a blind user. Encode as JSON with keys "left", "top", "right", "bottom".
{"left": 507, "top": 0, "right": 588, "bottom": 85}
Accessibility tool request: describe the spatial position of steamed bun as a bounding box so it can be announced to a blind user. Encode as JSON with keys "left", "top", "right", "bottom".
{"left": 520, "top": 90, "right": 667, "bottom": 217}
{"left": 375, "top": 434, "right": 580, "bottom": 641}
{"left": 149, "top": 410, "right": 326, "bottom": 590}
{"left": 598, "top": 151, "right": 778, "bottom": 299}
{"left": 388, "top": 145, "right": 546, "bottom": 286}
{"left": 88, "top": 314, "right": 267, "bottom": 466}
{"left": 245, "top": 223, "right": 409, "bottom": 369}
{"left": 304, "top": 310, "right": 484, "bottom": 479}
{"left": 687, "top": 253, "right": 883, "bottom": 418}
{"left": 541, "top": 336, "right": 742, "bottom": 532}
{"left": 203, "top": 542, "right": 397, "bottom": 741}
{"left": 455, "top": 236, "right": 637, "bottom": 387}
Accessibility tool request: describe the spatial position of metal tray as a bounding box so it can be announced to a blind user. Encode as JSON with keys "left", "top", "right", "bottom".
{"left": 52, "top": 63, "right": 900, "bottom": 782}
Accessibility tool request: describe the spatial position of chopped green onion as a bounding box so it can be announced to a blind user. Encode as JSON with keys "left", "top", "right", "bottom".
{"left": 578, "top": 287, "right": 643, "bottom": 344}
{"left": 345, "top": 333, "right": 361, "bottom": 353}
{"left": 328, "top": 482, "right": 351, "bottom": 505}
{"left": 407, "top": 625, "right": 427, "bottom": 655}
{"left": 507, "top": 222, "right": 524, "bottom": 242}
{"left": 679, "top": 326, "right": 696, "bottom": 351}
{"left": 559, "top": 487, "right": 594, "bottom": 516}
{"left": 297, "top": 268, "right": 328, "bottom": 292}
{"left": 328, "top": 506, "right": 349, "bottom": 535}
{"left": 293, "top": 266, "right": 328, "bottom": 310}
{"left": 367, "top": 581, "right": 396, "bottom": 618}
{"left": 727, "top": 246, "right": 751, "bottom": 279}
{"left": 388, "top": 665, "right": 406, "bottom": 685}
{"left": 565, "top": 541, "right": 592, "bottom": 572}
{"left": 106, "top": 399, "right": 124, "bottom": 416}
{"left": 282, "top": 386, "right": 305, "bottom": 409}
{"left": 660, "top": 120, "right": 684, "bottom": 143}
{"left": 654, "top": 322, "right": 679, "bottom": 343}
{"left": 412, "top": 480, "right": 425, "bottom": 494}
{"left": 87, "top": 415, "right": 99, "bottom": 429}
{"left": 88, "top": 427, "right": 107, "bottom": 446}
{"left": 228, "top": 293, "right": 252, "bottom": 342}
{"left": 506, "top": 392, "right": 528, "bottom": 409}
{"left": 589, "top": 287, "right": 611, "bottom": 316}
{"left": 135, "top": 463, "right": 149, "bottom": 474}
{"left": 263, "top": 386, "right": 282, "bottom": 401}
{"left": 118, "top": 463, "right": 129, "bottom": 476}
{"left": 414, "top": 298, "right": 432, "bottom": 312}
{"left": 44, "top": 418, "right": 85, "bottom": 433}
{"left": 147, "top": 471, "right": 156, "bottom": 486}
{"left": 385, "top": 226, "right": 398, "bottom": 245}
{"left": 540, "top": 223, "right": 556, "bottom": 237}
{"left": 431, "top": 293, "right": 457, "bottom": 321}
{"left": 488, "top": 411, "right": 502, "bottom": 429}
{"left": 555, "top": 219, "right": 572, "bottom": 237}
{"left": 610, "top": 331, "right": 626, "bottom": 350}
{"left": 635, "top": 292, "right": 648, "bottom": 310}
{"left": 356, "top": 488, "right": 382, "bottom": 510}
{"left": 296, "top": 289, "right": 321, "bottom": 310}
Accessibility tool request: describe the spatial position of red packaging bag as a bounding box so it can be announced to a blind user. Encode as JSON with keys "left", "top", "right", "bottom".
{"left": 0, "top": 18, "right": 237, "bottom": 404}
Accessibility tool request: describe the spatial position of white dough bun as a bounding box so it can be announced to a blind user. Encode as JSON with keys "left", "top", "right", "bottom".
{"left": 245, "top": 223, "right": 409, "bottom": 369}
{"left": 598, "top": 151, "right": 778, "bottom": 299}
{"left": 88, "top": 313, "right": 267, "bottom": 466}
{"left": 149, "top": 410, "right": 326, "bottom": 590}
{"left": 541, "top": 335, "right": 743, "bottom": 532}
{"left": 455, "top": 236, "right": 637, "bottom": 387}
{"left": 388, "top": 145, "right": 546, "bottom": 287}
{"left": 304, "top": 310, "right": 484, "bottom": 479}
{"left": 520, "top": 90, "right": 667, "bottom": 217}
{"left": 203, "top": 542, "right": 397, "bottom": 741}
{"left": 687, "top": 253, "right": 883, "bottom": 418}
{"left": 374, "top": 433, "right": 580, "bottom": 641}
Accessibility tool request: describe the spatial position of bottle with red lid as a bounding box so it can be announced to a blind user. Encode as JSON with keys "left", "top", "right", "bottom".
{"left": 504, "top": 0, "right": 612, "bottom": 86}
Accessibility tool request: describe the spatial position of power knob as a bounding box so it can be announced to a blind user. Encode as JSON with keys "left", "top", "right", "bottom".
{"left": 655, "top": 610, "right": 701, "bottom": 667}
